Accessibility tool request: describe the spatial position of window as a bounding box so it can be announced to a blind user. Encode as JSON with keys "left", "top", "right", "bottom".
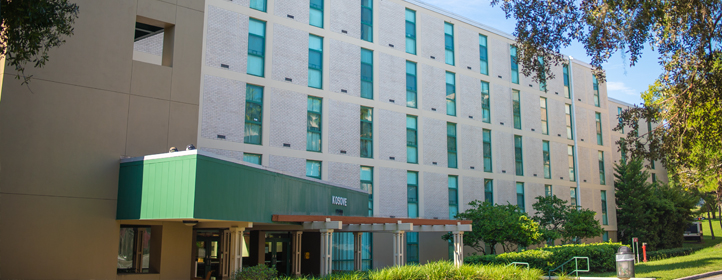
{"left": 243, "top": 153, "right": 262, "bottom": 165}
{"left": 481, "top": 81, "right": 490, "bottom": 123}
{"left": 479, "top": 35, "right": 488, "bottom": 75}
{"left": 563, "top": 64, "right": 571, "bottom": 98}
{"left": 512, "top": 90, "right": 521, "bottom": 129}
{"left": 133, "top": 20, "right": 173, "bottom": 67}
{"left": 448, "top": 176, "right": 458, "bottom": 219}
{"left": 444, "top": 22, "right": 454, "bottom": 65}
{"left": 568, "top": 145, "right": 576, "bottom": 182}
{"left": 652, "top": 173, "right": 657, "bottom": 183}
{"left": 361, "top": 48, "right": 373, "bottom": 99}
{"left": 597, "top": 151, "right": 607, "bottom": 185}
{"left": 405, "top": 9, "right": 416, "bottom": 54}
{"left": 250, "top": 0, "right": 266, "bottom": 12}
{"left": 651, "top": 159, "right": 655, "bottom": 169}
{"left": 306, "top": 160, "right": 321, "bottom": 178}
{"left": 118, "top": 226, "right": 156, "bottom": 273}
{"left": 484, "top": 179, "right": 493, "bottom": 204}
{"left": 406, "top": 115, "right": 418, "bottom": 163}
{"left": 307, "top": 97, "right": 322, "bottom": 152}
{"left": 483, "top": 129, "right": 492, "bottom": 172}
{"left": 360, "top": 107, "right": 373, "bottom": 158}
{"left": 446, "top": 72, "right": 456, "bottom": 116}
{"left": 596, "top": 112, "right": 603, "bottom": 145}
{"left": 310, "top": 0, "right": 323, "bottom": 28}
{"left": 361, "top": 0, "right": 372, "bottom": 41}
{"left": 620, "top": 137, "right": 628, "bottom": 163}
{"left": 565, "top": 104, "right": 574, "bottom": 140}
{"left": 545, "top": 185, "right": 552, "bottom": 197}
{"left": 333, "top": 232, "right": 372, "bottom": 271}
{"left": 361, "top": 166, "right": 373, "bottom": 216}
{"left": 516, "top": 182, "right": 525, "bottom": 212}
{"left": 618, "top": 107, "right": 624, "bottom": 133}
{"left": 601, "top": 190, "right": 608, "bottom": 225}
{"left": 447, "top": 122, "right": 457, "bottom": 168}
{"left": 539, "top": 57, "right": 546, "bottom": 91}
{"left": 510, "top": 45, "right": 519, "bottom": 84}
{"left": 406, "top": 61, "right": 417, "bottom": 108}
{"left": 514, "top": 135, "right": 523, "bottom": 176}
{"left": 543, "top": 141, "right": 551, "bottom": 179}
{"left": 308, "top": 35, "right": 323, "bottom": 88}
{"left": 407, "top": 171, "right": 418, "bottom": 218}
{"left": 540, "top": 97, "right": 548, "bottom": 135}
{"left": 407, "top": 232, "right": 419, "bottom": 264}
{"left": 593, "top": 76, "right": 600, "bottom": 107}
{"left": 570, "top": 187, "right": 577, "bottom": 208}
{"left": 647, "top": 120, "right": 653, "bottom": 138}
{"left": 603, "top": 231, "right": 609, "bottom": 242}
{"left": 244, "top": 85, "right": 264, "bottom": 144}
{"left": 247, "top": 19, "right": 266, "bottom": 77}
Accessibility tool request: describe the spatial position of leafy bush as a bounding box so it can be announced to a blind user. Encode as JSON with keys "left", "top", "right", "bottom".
{"left": 276, "top": 261, "right": 542, "bottom": 280}
{"left": 647, "top": 247, "right": 698, "bottom": 261}
{"left": 232, "top": 265, "right": 277, "bottom": 280}
{"left": 465, "top": 242, "right": 623, "bottom": 273}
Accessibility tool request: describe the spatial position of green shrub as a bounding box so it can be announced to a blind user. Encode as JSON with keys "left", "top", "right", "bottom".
{"left": 232, "top": 265, "right": 277, "bottom": 280}
{"left": 465, "top": 242, "right": 623, "bottom": 273}
{"left": 647, "top": 247, "right": 698, "bottom": 261}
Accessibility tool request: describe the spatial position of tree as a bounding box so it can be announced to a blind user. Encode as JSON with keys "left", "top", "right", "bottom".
{"left": 615, "top": 158, "right": 698, "bottom": 250}
{"left": 1, "top": 0, "right": 80, "bottom": 84}
{"left": 445, "top": 201, "right": 541, "bottom": 254}
{"left": 562, "top": 208, "right": 604, "bottom": 244}
{"left": 532, "top": 195, "right": 570, "bottom": 245}
{"left": 489, "top": 0, "right": 722, "bottom": 200}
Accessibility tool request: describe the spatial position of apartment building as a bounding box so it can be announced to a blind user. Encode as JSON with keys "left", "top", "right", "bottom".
{"left": 0, "top": 0, "right": 659, "bottom": 279}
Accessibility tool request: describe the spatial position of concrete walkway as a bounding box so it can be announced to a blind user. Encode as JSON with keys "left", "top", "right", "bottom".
{"left": 675, "top": 270, "right": 722, "bottom": 280}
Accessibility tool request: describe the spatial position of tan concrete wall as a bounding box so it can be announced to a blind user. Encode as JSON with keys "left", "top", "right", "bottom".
{"left": 0, "top": 0, "right": 203, "bottom": 279}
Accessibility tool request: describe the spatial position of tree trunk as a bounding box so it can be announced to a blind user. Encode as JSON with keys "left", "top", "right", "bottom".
{"left": 707, "top": 209, "right": 715, "bottom": 240}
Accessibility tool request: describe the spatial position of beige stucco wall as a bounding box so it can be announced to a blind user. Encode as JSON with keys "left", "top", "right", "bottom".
{"left": 0, "top": 0, "right": 203, "bottom": 279}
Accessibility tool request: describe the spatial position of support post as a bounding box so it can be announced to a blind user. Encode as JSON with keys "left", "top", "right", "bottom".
{"left": 392, "top": 230, "right": 406, "bottom": 266}
{"left": 292, "top": 231, "right": 303, "bottom": 276}
{"left": 452, "top": 231, "right": 464, "bottom": 267}
{"left": 319, "top": 230, "right": 334, "bottom": 276}
{"left": 354, "top": 232, "right": 363, "bottom": 271}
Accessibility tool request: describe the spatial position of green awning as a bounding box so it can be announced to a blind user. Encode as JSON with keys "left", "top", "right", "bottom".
{"left": 117, "top": 151, "right": 369, "bottom": 223}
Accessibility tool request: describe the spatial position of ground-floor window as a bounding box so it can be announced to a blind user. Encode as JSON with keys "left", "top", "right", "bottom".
{"left": 118, "top": 226, "right": 157, "bottom": 273}
{"left": 332, "top": 232, "right": 372, "bottom": 271}
{"left": 406, "top": 232, "right": 419, "bottom": 264}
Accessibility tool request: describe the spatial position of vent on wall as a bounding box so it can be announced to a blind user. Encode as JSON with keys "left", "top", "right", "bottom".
{"left": 431, "top": 108, "right": 437, "bottom": 111}
{"left": 287, "top": 14, "right": 294, "bottom": 19}
{"left": 342, "top": 30, "right": 348, "bottom": 34}
{"left": 389, "top": 44, "right": 394, "bottom": 48}
{"left": 285, "top": 77, "right": 293, "bottom": 82}
{"left": 498, "top": 75, "right": 502, "bottom": 79}
{"left": 221, "top": 64, "right": 229, "bottom": 69}
{"left": 430, "top": 56, "right": 436, "bottom": 59}
{"left": 283, "top": 143, "right": 291, "bottom": 147}
{"left": 340, "top": 150, "right": 347, "bottom": 154}
{"left": 467, "top": 66, "right": 472, "bottom": 70}
{"left": 217, "top": 134, "right": 226, "bottom": 139}
{"left": 433, "top": 162, "right": 438, "bottom": 165}
{"left": 470, "top": 166, "right": 475, "bottom": 169}
{"left": 389, "top": 156, "right": 395, "bottom": 160}
{"left": 389, "top": 99, "right": 395, "bottom": 103}
{"left": 341, "top": 89, "right": 347, "bottom": 93}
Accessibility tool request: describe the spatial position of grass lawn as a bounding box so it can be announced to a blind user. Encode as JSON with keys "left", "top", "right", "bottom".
{"left": 586, "top": 218, "right": 722, "bottom": 280}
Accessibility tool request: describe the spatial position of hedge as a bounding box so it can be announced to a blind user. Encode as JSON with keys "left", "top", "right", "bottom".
{"left": 465, "top": 243, "right": 623, "bottom": 273}
{"left": 647, "top": 247, "right": 698, "bottom": 261}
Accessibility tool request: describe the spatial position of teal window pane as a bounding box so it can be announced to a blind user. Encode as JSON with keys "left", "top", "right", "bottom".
{"left": 361, "top": 49, "right": 373, "bottom": 99}
{"left": 563, "top": 64, "right": 571, "bottom": 98}
{"left": 483, "top": 129, "right": 492, "bottom": 172}
{"left": 307, "top": 97, "right": 322, "bottom": 152}
{"left": 308, "top": 69, "right": 322, "bottom": 88}
{"left": 310, "top": 0, "right": 323, "bottom": 28}
{"left": 514, "top": 135, "right": 523, "bottom": 176}
{"left": 481, "top": 81, "right": 490, "bottom": 123}
{"left": 407, "top": 171, "right": 417, "bottom": 185}
{"left": 568, "top": 146, "right": 576, "bottom": 182}
{"left": 484, "top": 179, "right": 493, "bottom": 204}
{"left": 360, "top": 107, "right": 373, "bottom": 158}
{"left": 361, "top": 166, "right": 373, "bottom": 181}
{"left": 596, "top": 112, "right": 603, "bottom": 145}
{"left": 405, "top": 38, "right": 416, "bottom": 54}
{"left": 247, "top": 19, "right": 266, "bottom": 77}
{"left": 479, "top": 35, "right": 488, "bottom": 75}
{"left": 250, "top": 0, "right": 266, "bottom": 11}
{"left": 406, "top": 61, "right": 417, "bottom": 108}
{"left": 570, "top": 187, "right": 577, "bottom": 207}
{"left": 243, "top": 153, "right": 261, "bottom": 165}
{"left": 309, "top": 35, "right": 323, "bottom": 51}
{"left": 407, "top": 147, "right": 417, "bottom": 163}
{"left": 407, "top": 115, "right": 417, "bottom": 163}
{"left": 447, "top": 123, "right": 457, "bottom": 168}
{"left": 406, "top": 232, "right": 419, "bottom": 263}
{"left": 511, "top": 46, "right": 519, "bottom": 84}
{"left": 244, "top": 85, "right": 263, "bottom": 144}
{"left": 541, "top": 97, "right": 548, "bottom": 135}
{"left": 405, "top": 9, "right": 416, "bottom": 54}
{"left": 599, "top": 151, "right": 606, "bottom": 185}
{"left": 513, "top": 90, "right": 521, "bottom": 129}
{"left": 247, "top": 55, "right": 264, "bottom": 77}
{"left": 446, "top": 72, "right": 456, "bottom": 116}
{"left": 306, "top": 160, "right": 321, "bottom": 178}
{"left": 545, "top": 185, "right": 552, "bottom": 197}
{"left": 516, "top": 182, "right": 525, "bottom": 212}
{"left": 405, "top": 9, "right": 415, "bottom": 22}
{"left": 543, "top": 141, "right": 551, "bottom": 179}
{"left": 361, "top": 1, "right": 372, "bottom": 42}
{"left": 308, "top": 36, "right": 323, "bottom": 89}
{"left": 593, "top": 76, "right": 600, "bottom": 107}
{"left": 444, "top": 22, "right": 454, "bottom": 65}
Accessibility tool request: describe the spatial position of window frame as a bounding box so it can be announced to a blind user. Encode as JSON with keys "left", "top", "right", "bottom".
{"left": 247, "top": 19, "right": 266, "bottom": 77}
{"left": 483, "top": 129, "right": 492, "bottom": 173}
{"left": 406, "top": 61, "right": 417, "bottom": 108}
{"left": 444, "top": 22, "right": 455, "bottom": 66}
{"left": 484, "top": 179, "right": 493, "bottom": 204}
{"left": 360, "top": 0, "right": 372, "bottom": 42}
{"left": 481, "top": 81, "right": 490, "bottom": 123}
{"left": 406, "top": 115, "right": 418, "bottom": 164}
{"left": 479, "top": 34, "right": 488, "bottom": 75}
{"left": 309, "top": 0, "right": 324, "bottom": 28}
{"left": 540, "top": 97, "right": 548, "bottom": 135}
{"left": 512, "top": 90, "right": 521, "bottom": 129}
{"left": 360, "top": 107, "right": 373, "bottom": 158}
{"left": 243, "top": 153, "right": 262, "bottom": 165}
{"left": 306, "top": 160, "right": 322, "bottom": 179}
{"left": 307, "top": 96, "right": 323, "bottom": 152}
{"left": 514, "top": 135, "right": 523, "bottom": 176}
{"left": 447, "top": 122, "right": 457, "bottom": 168}
{"left": 448, "top": 175, "right": 458, "bottom": 219}
{"left": 361, "top": 166, "right": 374, "bottom": 216}
{"left": 543, "top": 140, "right": 551, "bottom": 179}
{"left": 516, "top": 182, "right": 525, "bottom": 212}
{"left": 360, "top": 48, "right": 373, "bottom": 99}
{"left": 595, "top": 112, "right": 603, "bottom": 145}
{"left": 510, "top": 45, "right": 519, "bottom": 84}
{"left": 405, "top": 9, "right": 416, "bottom": 55}
{"left": 599, "top": 151, "right": 606, "bottom": 185}
{"left": 308, "top": 35, "right": 323, "bottom": 89}
{"left": 446, "top": 72, "right": 456, "bottom": 116}
{"left": 244, "top": 84, "right": 264, "bottom": 145}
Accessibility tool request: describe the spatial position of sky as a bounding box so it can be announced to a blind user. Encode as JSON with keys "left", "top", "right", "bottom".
{"left": 419, "top": 0, "right": 662, "bottom": 106}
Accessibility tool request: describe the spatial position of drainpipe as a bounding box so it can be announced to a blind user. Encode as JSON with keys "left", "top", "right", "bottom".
{"left": 569, "top": 56, "right": 581, "bottom": 209}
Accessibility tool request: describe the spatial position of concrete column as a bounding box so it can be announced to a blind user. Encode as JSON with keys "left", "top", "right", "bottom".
{"left": 230, "top": 227, "right": 246, "bottom": 273}
{"left": 292, "top": 231, "right": 303, "bottom": 276}
{"left": 392, "top": 230, "right": 406, "bottom": 266}
{"left": 452, "top": 231, "right": 464, "bottom": 267}
{"left": 319, "top": 230, "right": 334, "bottom": 276}
{"left": 353, "top": 232, "right": 363, "bottom": 271}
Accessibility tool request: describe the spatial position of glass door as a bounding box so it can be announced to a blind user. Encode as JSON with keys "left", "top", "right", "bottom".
{"left": 196, "top": 230, "right": 222, "bottom": 280}
{"left": 264, "top": 232, "right": 291, "bottom": 276}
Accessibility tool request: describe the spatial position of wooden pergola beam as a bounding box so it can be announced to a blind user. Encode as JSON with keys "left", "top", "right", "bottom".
{"left": 272, "top": 215, "right": 471, "bottom": 226}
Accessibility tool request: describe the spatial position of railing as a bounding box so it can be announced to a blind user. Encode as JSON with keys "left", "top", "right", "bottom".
{"left": 547, "top": 256, "right": 589, "bottom": 279}
{"left": 506, "top": 262, "right": 530, "bottom": 269}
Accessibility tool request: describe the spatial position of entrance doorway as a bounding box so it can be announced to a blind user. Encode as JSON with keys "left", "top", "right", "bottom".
{"left": 265, "top": 232, "right": 291, "bottom": 276}
{"left": 195, "top": 230, "right": 222, "bottom": 279}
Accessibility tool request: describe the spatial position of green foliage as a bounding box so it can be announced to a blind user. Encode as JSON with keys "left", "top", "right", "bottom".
{"left": 1, "top": 0, "right": 80, "bottom": 84}
{"left": 562, "top": 208, "right": 604, "bottom": 244}
{"left": 232, "top": 265, "right": 277, "bottom": 280}
{"left": 647, "top": 247, "right": 698, "bottom": 262}
{"left": 277, "top": 261, "right": 543, "bottom": 280}
{"left": 615, "top": 158, "right": 698, "bottom": 250}
{"left": 445, "top": 201, "right": 542, "bottom": 254}
{"left": 466, "top": 243, "right": 623, "bottom": 273}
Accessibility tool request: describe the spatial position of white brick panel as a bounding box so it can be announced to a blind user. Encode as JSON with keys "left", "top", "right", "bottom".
{"left": 268, "top": 88, "right": 307, "bottom": 151}
{"left": 205, "top": 6, "right": 247, "bottom": 74}
{"left": 201, "top": 75, "right": 245, "bottom": 143}
{"left": 376, "top": 109, "right": 406, "bottom": 163}
{"left": 271, "top": 24, "right": 309, "bottom": 86}
{"left": 328, "top": 39, "right": 361, "bottom": 97}
{"left": 377, "top": 52, "right": 406, "bottom": 106}
{"left": 327, "top": 99, "right": 360, "bottom": 157}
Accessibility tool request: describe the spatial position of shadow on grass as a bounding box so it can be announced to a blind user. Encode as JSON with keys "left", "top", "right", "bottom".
{"left": 637, "top": 257, "right": 722, "bottom": 279}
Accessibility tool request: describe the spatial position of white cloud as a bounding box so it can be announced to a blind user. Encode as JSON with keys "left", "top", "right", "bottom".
{"left": 606, "top": 81, "right": 637, "bottom": 96}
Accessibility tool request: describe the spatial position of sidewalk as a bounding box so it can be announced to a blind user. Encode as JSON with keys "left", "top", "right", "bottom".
{"left": 675, "top": 270, "right": 722, "bottom": 280}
